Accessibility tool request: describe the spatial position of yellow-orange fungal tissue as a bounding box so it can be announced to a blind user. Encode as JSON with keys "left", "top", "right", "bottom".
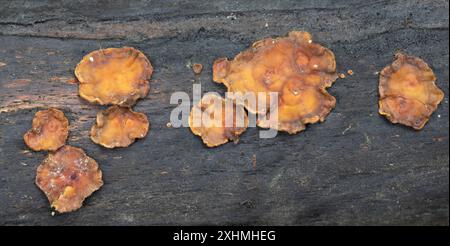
{"left": 23, "top": 108, "right": 69, "bottom": 151}
{"left": 212, "top": 31, "right": 338, "bottom": 134}
{"left": 379, "top": 53, "right": 444, "bottom": 130}
{"left": 35, "top": 145, "right": 103, "bottom": 213}
{"left": 75, "top": 47, "right": 153, "bottom": 106}
{"left": 189, "top": 94, "right": 248, "bottom": 147}
{"left": 90, "top": 106, "right": 149, "bottom": 148}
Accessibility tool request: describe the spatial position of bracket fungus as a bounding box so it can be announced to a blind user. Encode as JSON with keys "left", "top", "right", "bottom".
{"left": 35, "top": 145, "right": 103, "bottom": 213}
{"left": 90, "top": 106, "right": 149, "bottom": 148}
{"left": 213, "top": 31, "right": 338, "bottom": 134}
{"left": 23, "top": 108, "right": 69, "bottom": 151}
{"left": 75, "top": 47, "right": 153, "bottom": 106}
{"left": 379, "top": 53, "right": 444, "bottom": 130}
{"left": 189, "top": 93, "right": 248, "bottom": 147}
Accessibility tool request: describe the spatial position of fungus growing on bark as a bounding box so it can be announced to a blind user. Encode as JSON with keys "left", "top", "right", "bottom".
{"left": 379, "top": 53, "right": 444, "bottom": 130}
{"left": 189, "top": 94, "right": 248, "bottom": 147}
{"left": 75, "top": 47, "right": 153, "bottom": 106}
{"left": 24, "top": 108, "right": 69, "bottom": 151}
{"left": 213, "top": 31, "right": 338, "bottom": 134}
{"left": 35, "top": 146, "right": 103, "bottom": 213}
{"left": 90, "top": 106, "right": 149, "bottom": 148}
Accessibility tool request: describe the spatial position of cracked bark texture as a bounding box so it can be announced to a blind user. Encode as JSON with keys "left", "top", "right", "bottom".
{"left": 0, "top": 0, "right": 448, "bottom": 225}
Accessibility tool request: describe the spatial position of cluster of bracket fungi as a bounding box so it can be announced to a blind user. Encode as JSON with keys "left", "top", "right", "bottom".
{"left": 189, "top": 31, "right": 444, "bottom": 147}
{"left": 23, "top": 31, "right": 444, "bottom": 213}
{"left": 76, "top": 47, "right": 151, "bottom": 148}
{"left": 24, "top": 47, "right": 152, "bottom": 213}
{"left": 189, "top": 31, "right": 340, "bottom": 147}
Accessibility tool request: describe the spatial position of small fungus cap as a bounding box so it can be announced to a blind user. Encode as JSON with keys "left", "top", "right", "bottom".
{"left": 23, "top": 108, "right": 69, "bottom": 151}
{"left": 35, "top": 145, "right": 103, "bottom": 213}
{"left": 189, "top": 93, "right": 248, "bottom": 147}
{"left": 75, "top": 47, "right": 153, "bottom": 106}
{"left": 379, "top": 53, "right": 444, "bottom": 130}
{"left": 90, "top": 106, "right": 149, "bottom": 148}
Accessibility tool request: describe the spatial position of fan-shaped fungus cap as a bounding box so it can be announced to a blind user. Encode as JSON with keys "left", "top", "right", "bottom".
{"left": 189, "top": 93, "right": 248, "bottom": 147}
{"left": 90, "top": 106, "right": 149, "bottom": 148}
{"left": 379, "top": 53, "right": 444, "bottom": 130}
{"left": 23, "top": 108, "right": 69, "bottom": 151}
{"left": 35, "top": 145, "right": 103, "bottom": 213}
{"left": 213, "top": 31, "right": 338, "bottom": 134}
{"left": 75, "top": 47, "right": 153, "bottom": 106}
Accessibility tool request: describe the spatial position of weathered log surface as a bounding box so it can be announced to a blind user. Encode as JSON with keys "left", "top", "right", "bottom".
{"left": 0, "top": 0, "right": 448, "bottom": 225}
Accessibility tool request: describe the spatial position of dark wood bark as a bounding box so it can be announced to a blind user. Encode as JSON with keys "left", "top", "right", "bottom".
{"left": 0, "top": 0, "right": 448, "bottom": 225}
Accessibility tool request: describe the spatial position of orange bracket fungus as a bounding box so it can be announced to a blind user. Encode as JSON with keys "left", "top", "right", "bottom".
{"left": 75, "top": 47, "right": 153, "bottom": 106}
{"left": 379, "top": 53, "right": 444, "bottom": 130}
{"left": 23, "top": 108, "right": 69, "bottom": 151}
{"left": 90, "top": 106, "right": 149, "bottom": 148}
{"left": 213, "top": 31, "right": 338, "bottom": 134}
{"left": 36, "top": 145, "right": 103, "bottom": 213}
{"left": 189, "top": 93, "right": 248, "bottom": 147}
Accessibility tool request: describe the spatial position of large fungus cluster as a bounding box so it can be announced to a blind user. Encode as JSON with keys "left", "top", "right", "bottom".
{"left": 23, "top": 109, "right": 103, "bottom": 213}
{"left": 75, "top": 46, "right": 151, "bottom": 148}
{"left": 212, "top": 31, "right": 338, "bottom": 134}
{"left": 23, "top": 47, "right": 153, "bottom": 214}
{"left": 19, "top": 30, "right": 446, "bottom": 215}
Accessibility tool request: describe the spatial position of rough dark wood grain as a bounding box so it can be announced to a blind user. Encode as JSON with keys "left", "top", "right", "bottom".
{"left": 0, "top": 0, "right": 448, "bottom": 225}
